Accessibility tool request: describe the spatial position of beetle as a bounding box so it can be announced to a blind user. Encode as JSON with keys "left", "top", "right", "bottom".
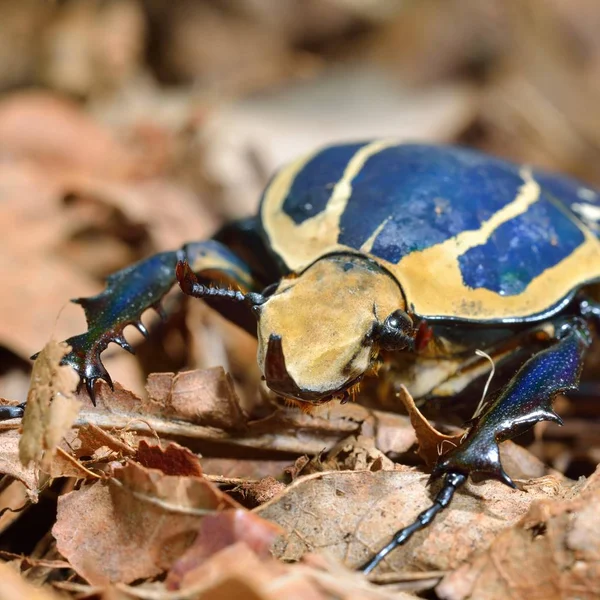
{"left": 9, "top": 141, "right": 600, "bottom": 571}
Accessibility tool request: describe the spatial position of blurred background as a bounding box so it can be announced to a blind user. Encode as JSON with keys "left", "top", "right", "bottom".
{"left": 1, "top": 0, "right": 600, "bottom": 475}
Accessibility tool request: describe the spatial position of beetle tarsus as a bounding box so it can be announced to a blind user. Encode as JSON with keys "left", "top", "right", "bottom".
{"left": 359, "top": 471, "right": 467, "bottom": 574}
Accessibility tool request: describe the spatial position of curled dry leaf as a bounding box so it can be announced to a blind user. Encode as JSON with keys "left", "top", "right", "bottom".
{"left": 436, "top": 467, "right": 600, "bottom": 600}
{"left": 52, "top": 459, "right": 240, "bottom": 585}
{"left": 395, "top": 385, "right": 564, "bottom": 483}
{"left": 166, "top": 509, "right": 283, "bottom": 590}
{"left": 19, "top": 340, "right": 81, "bottom": 472}
{"left": 396, "top": 385, "right": 464, "bottom": 467}
{"left": 256, "top": 469, "right": 572, "bottom": 574}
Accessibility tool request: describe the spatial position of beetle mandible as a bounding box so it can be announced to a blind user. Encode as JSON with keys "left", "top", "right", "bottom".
{"left": 13, "top": 142, "right": 600, "bottom": 571}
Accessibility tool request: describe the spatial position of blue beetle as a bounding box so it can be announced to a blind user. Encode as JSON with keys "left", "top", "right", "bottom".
{"left": 15, "top": 142, "right": 600, "bottom": 570}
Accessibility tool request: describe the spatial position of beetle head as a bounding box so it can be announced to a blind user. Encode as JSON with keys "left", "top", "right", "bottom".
{"left": 255, "top": 255, "right": 412, "bottom": 405}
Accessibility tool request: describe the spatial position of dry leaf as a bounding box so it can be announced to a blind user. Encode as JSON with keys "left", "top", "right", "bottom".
{"left": 166, "top": 509, "right": 283, "bottom": 590}
{"left": 0, "top": 429, "right": 39, "bottom": 499}
{"left": 153, "top": 542, "right": 416, "bottom": 600}
{"left": 235, "top": 477, "right": 287, "bottom": 508}
{"left": 52, "top": 460, "right": 240, "bottom": 584}
{"left": 396, "top": 385, "right": 464, "bottom": 466}
{"left": 76, "top": 378, "right": 415, "bottom": 456}
{"left": 0, "top": 92, "right": 141, "bottom": 179}
{"left": 135, "top": 440, "right": 203, "bottom": 477}
{"left": 437, "top": 466, "right": 600, "bottom": 600}
{"left": 256, "top": 469, "right": 572, "bottom": 574}
{"left": 19, "top": 341, "right": 81, "bottom": 472}
{"left": 72, "top": 423, "right": 136, "bottom": 459}
{"left": 144, "top": 368, "right": 248, "bottom": 430}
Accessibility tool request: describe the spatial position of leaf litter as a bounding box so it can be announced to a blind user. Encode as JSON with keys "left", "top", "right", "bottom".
{"left": 0, "top": 2, "right": 600, "bottom": 598}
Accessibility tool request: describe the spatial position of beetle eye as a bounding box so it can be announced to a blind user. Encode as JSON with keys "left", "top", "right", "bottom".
{"left": 376, "top": 310, "right": 415, "bottom": 351}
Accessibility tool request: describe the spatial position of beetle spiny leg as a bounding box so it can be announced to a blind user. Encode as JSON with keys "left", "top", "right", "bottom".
{"left": 133, "top": 321, "right": 149, "bottom": 337}
{"left": 359, "top": 471, "right": 467, "bottom": 575}
{"left": 113, "top": 334, "right": 135, "bottom": 354}
{"left": 153, "top": 302, "right": 167, "bottom": 321}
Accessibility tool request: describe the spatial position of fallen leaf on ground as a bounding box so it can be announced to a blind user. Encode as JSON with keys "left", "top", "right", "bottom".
{"left": 256, "top": 468, "right": 572, "bottom": 574}
{"left": 75, "top": 377, "right": 415, "bottom": 456}
{"left": 52, "top": 459, "right": 240, "bottom": 584}
{"left": 166, "top": 509, "right": 283, "bottom": 590}
{"left": 19, "top": 341, "right": 81, "bottom": 472}
{"left": 144, "top": 367, "right": 248, "bottom": 430}
{"left": 158, "top": 542, "right": 417, "bottom": 600}
{"left": 234, "top": 477, "right": 287, "bottom": 508}
{"left": 436, "top": 466, "right": 600, "bottom": 600}
{"left": 0, "top": 429, "right": 39, "bottom": 499}
{"left": 135, "top": 439, "right": 203, "bottom": 477}
{"left": 0, "top": 92, "right": 141, "bottom": 179}
{"left": 71, "top": 422, "right": 136, "bottom": 459}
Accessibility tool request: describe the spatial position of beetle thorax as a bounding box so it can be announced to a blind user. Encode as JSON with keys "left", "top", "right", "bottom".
{"left": 256, "top": 254, "right": 407, "bottom": 403}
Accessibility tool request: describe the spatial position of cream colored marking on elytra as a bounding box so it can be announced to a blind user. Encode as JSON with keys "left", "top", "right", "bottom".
{"left": 261, "top": 140, "right": 398, "bottom": 271}
{"left": 388, "top": 168, "right": 600, "bottom": 320}
{"left": 360, "top": 216, "right": 391, "bottom": 253}
{"left": 436, "top": 167, "right": 540, "bottom": 256}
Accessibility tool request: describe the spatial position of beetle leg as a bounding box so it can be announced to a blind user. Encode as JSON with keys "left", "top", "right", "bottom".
{"left": 360, "top": 316, "right": 591, "bottom": 573}
{"left": 21, "top": 239, "right": 259, "bottom": 411}
{"left": 432, "top": 316, "right": 590, "bottom": 483}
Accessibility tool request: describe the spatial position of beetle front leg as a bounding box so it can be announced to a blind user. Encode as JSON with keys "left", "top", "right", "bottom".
{"left": 360, "top": 316, "right": 591, "bottom": 574}
{"left": 432, "top": 316, "right": 590, "bottom": 484}
{"left": 29, "top": 239, "right": 259, "bottom": 407}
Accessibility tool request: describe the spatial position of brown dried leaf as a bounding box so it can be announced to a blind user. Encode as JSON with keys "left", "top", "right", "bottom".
{"left": 144, "top": 368, "right": 248, "bottom": 430}
{"left": 256, "top": 469, "right": 572, "bottom": 574}
{"left": 48, "top": 446, "right": 102, "bottom": 480}
{"left": 396, "top": 385, "right": 464, "bottom": 467}
{"left": 156, "top": 542, "right": 416, "bottom": 600}
{"left": 52, "top": 460, "right": 240, "bottom": 585}
{"left": 0, "top": 561, "right": 62, "bottom": 600}
{"left": 135, "top": 440, "right": 203, "bottom": 477}
{"left": 19, "top": 341, "right": 81, "bottom": 471}
{"left": 72, "top": 423, "right": 136, "bottom": 459}
{"left": 436, "top": 467, "right": 600, "bottom": 600}
{"left": 77, "top": 378, "right": 415, "bottom": 456}
{"left": 235, "top": 477, "right": 287, "bottom": 508}
{"left": 0, "top": 92, "right": 141, "bottom": 179}
{"left": 166, "top": 509, "right": 283, "bottom": 590}
{"left": 0, "top": 429, "right": 39, "bottom": 499}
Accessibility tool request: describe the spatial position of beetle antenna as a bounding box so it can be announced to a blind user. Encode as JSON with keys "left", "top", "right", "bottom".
{"left": 359, "top": 471, "right": 467, "bottom": 574}
{"left": 176, "top": 260, "right": 265, "bottom": 306}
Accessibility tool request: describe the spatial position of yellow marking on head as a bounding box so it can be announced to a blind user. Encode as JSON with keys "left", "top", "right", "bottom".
{"left": 261, "top": 140, "right": 398, "bottom": 271}
{"left": 256, "top": 255, "right": 405, "bottom": 399}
